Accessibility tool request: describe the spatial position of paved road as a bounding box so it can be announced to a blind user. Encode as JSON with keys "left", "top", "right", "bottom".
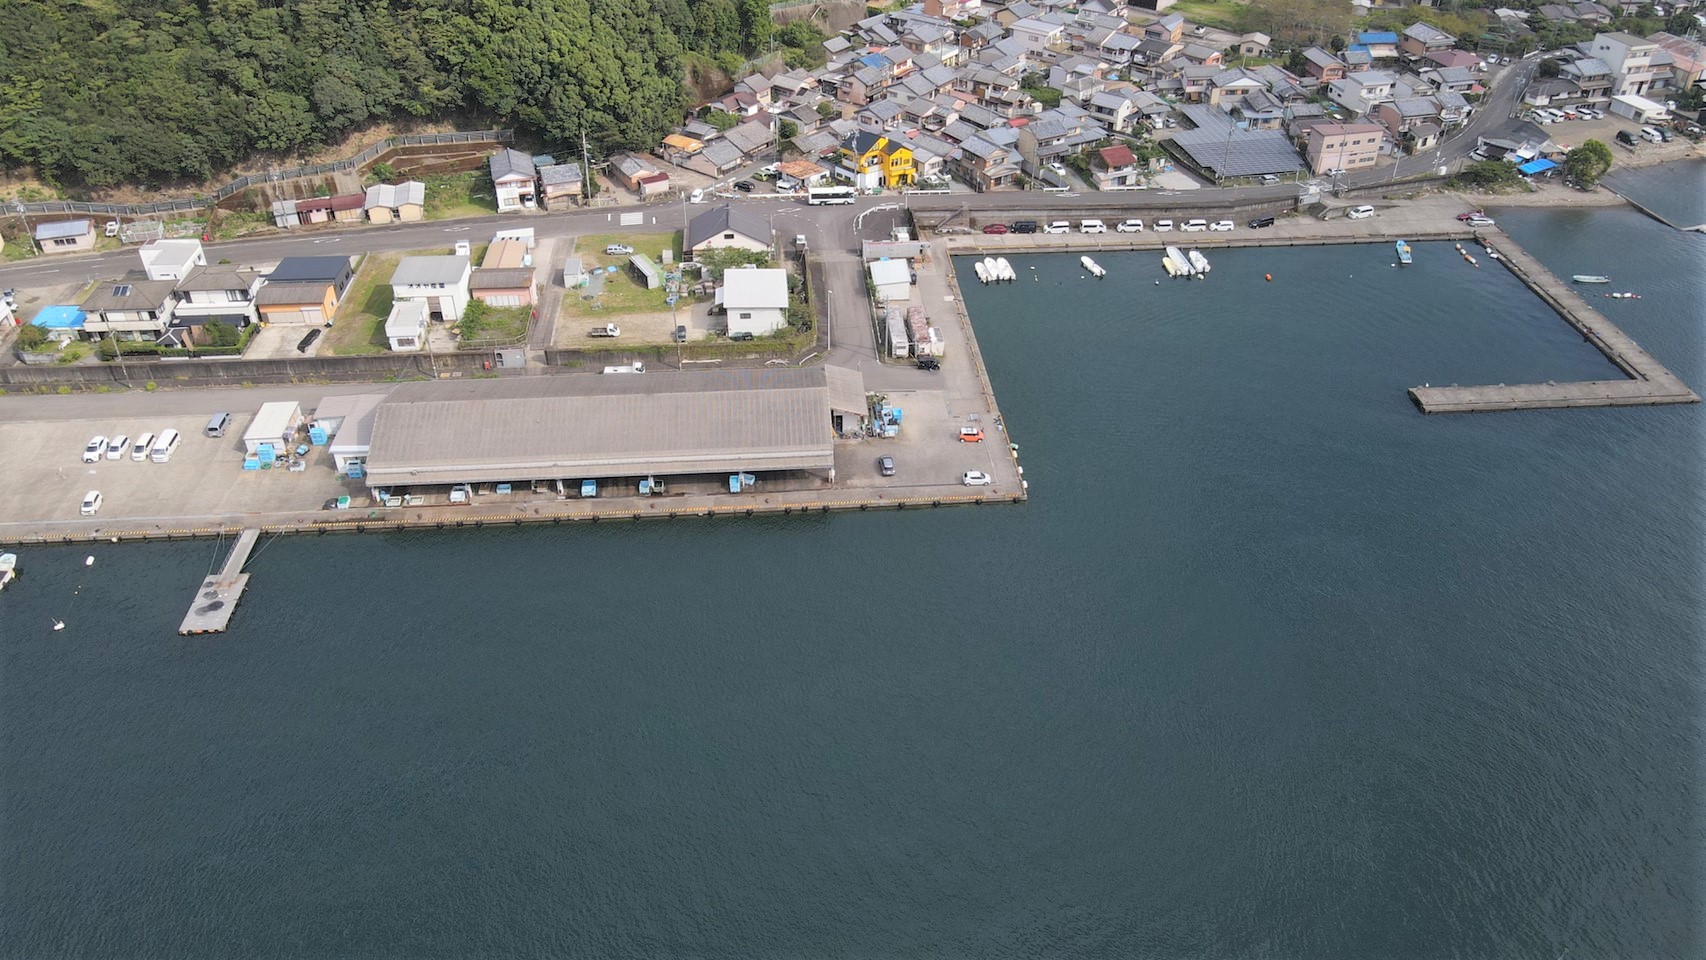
{"left": 0, "top": 381, "right": 393, "bottom": 421}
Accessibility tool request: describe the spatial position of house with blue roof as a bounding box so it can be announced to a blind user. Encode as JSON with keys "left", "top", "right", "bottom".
{"left": 31, "top": 305, "right": 87, "bottom": 339}
{"left": 1356, "top": 32, "right": 1400, "bottom": 60}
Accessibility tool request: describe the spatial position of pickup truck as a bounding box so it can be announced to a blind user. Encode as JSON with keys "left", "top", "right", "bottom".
{"left": 589, "top": 323, "right": 621, "bottom": 338}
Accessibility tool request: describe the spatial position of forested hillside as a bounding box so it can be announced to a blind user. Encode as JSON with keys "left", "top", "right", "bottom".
{"left": 0, "top": 0, "right": 786, "bottom": 189}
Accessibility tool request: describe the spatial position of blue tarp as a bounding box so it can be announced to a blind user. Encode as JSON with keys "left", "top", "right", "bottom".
{"left": 31, "top": 305, "right": 85, "bottom": 329}
{"left": 1517, "top": 158, "right": 1557, "bottom": 175}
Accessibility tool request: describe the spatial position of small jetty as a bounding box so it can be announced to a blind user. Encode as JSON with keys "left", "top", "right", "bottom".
{"left": 179, "top": 528, "right": 260, "bottom": 636}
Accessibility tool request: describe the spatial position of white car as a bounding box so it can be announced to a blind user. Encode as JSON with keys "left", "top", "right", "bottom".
{"left": 1047, "top": 161, "right": 1068, "bottom": 177}
{"left": 760, "top": 163, "right": 779, "bottom": 176}
{"left": 1080, "top": 219, "right": 1107, "bottom": 234}
{"left": 131, "top": 433, "right": 155, "bottom": 462}
{"left": 962, "top": 471, "right": 993, "bottom": 487}
{"left": 82, "top": 436, "right": 107, "bottom": 463}
{"left": 1180, "top": 219, "right": 1209, "bottom": 232}
{"left": 1154, "top": 219, "right": 1174, "bottom": 232}
{"left": 1347, "top": 205, "right": 1376, "bottom": 220}
{"left": 1466, "top": 215, "right": 1496, "bottom": 227}
{"left": 1115, "top": 219, "right": 1144, "bottom": 233}
{"left": 80, "top": 490, "right": 102, "bottom": 516}
{"left": 1209, "top": 220, "right": 1235, "bottom": 232}
{"left": 1042, "top": 221, "right": 1071, "bottom": 234}
{"left": 106, "top": 434, "right": 129, "bottom": 461}
{"left": 604, "top": 244, "right": 634, "bottom": 255}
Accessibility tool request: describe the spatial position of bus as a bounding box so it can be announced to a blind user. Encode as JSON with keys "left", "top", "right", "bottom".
{"left": 807, "top": 185, "right": 857, "bottom": 205}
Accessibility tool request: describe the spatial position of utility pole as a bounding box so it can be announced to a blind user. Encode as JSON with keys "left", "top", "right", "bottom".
{"left": 580, "top": 126, "right": 594, "bottom": 203}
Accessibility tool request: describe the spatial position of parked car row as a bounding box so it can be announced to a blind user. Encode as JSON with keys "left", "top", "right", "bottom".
{"left": 984, "top": 215, "right": 1252, "bottom": 235}
{"left": 82, "top": 429, "right": 181, "bottom": 464}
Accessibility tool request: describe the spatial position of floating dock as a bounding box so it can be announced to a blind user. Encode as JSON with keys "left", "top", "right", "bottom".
{"left": 178, "top": 528, "right": 259, "bottom": 635}
{"left": 1407, "top": 234, "right": 1699, "bottom": 414}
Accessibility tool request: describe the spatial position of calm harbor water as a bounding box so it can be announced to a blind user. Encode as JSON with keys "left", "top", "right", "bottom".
{"left": 2, "top": 180, "right": 1702, "bottom": 958}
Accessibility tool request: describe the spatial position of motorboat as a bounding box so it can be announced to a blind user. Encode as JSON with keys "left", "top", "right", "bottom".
{"left": 1186, "top": 250, "right": 1211, "bottom": 276}
{"left": 1162, "top": 254, "right": 1184, "bottom": 277}
{"left": 981, "top": 257, "right": 999, "bottom": 282}
{"left": 1572, "top": 275, "right": 1610, "bottom": 284}
{"left": 1164, "top": 245, "right": 1191, "bottom": 277}
{"left": 974, "top": 260, "right": 990, "bottom": 283}
{"left": 994, "top": 257, "right": 1015, "bottom": 281}
{"left": 0, "top": 553, "right": 15, "bottom": 591}
{"left": 1080, "top": 255, "right": 1105, "bottom": 278}
{"left": 1395, "top": 240, "right": 1412, "bottom": 265}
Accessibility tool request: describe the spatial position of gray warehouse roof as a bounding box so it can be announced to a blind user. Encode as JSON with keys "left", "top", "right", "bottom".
{"left": 363, "top": 366, "right": 865, "bottom": 487}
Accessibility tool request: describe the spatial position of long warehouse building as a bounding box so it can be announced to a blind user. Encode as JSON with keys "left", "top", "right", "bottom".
{"left": 362, "top": 366, "right": 868, "bottom": 489}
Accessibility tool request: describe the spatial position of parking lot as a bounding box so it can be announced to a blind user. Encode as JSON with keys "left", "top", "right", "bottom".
{"left": 0, "top": 411, "right": 354, "bottom": 533}
{"left": 830, "top": 389, "right": 1011, "bottom": 496}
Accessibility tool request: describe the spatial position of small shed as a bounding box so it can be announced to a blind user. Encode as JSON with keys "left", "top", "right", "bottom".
{"left": 244, "top": 401, "right": 305, "bottom": 454}
{"left": 869, "top": 259, "right": 912, "bottom": 303}
{"left": 34, "top": 219, "right": 95, "bottom": 255}
{"left": 323, "top": 393, "right": 384, "bottom": 475}
{"left": 628, "top": 253, "right": 661, "bottom": 290}
{"left": 384, "top": 300, "right": 428, "bottom": 351}
{"left": 562, "top": 256, "right": 587, "bottom": 287}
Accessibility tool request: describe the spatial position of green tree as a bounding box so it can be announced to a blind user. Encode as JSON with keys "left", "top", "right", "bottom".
{"left": 1564, "top": 139, "right": 1614, "bottom": 188}
{"left": 738, "top": 0, "right": 773, "bottom": 55}
{"left": 1450, "top": 159, "right": 1524, "bottom": 188}
{"left": 204, "top": 319, "right": 241, "bottom": 347}
{"left": 704, "top": 109, "right": 739, "bottom": 131}
{"left": 15, "top": 323, "right": 49, "bottom": 351}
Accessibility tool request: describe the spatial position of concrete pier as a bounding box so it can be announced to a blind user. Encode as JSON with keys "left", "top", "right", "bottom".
{"left": 178, "top": 528, "right": 260, "bottom": 636}
{"left": 1408, "top": 232, "right": 1698, "bottom": 414}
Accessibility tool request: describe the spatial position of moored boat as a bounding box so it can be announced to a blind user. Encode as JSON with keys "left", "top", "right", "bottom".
{"left": 0, "top": 553, "right": 16, "bottom": 591}
{"left": 1395, "top": 240, "right": 1412, "bottom": 264}
{"left": 974, "top": 260, "right": 990, "bottom": 283}
{"left": 1164, "top": 245, "right": 1190, "bottom": 277}
{"left": 1080, "top": 255, "right": 1105, "bottom": 278}
{"left": 1572, "top": 275, "right": 1610, "bottom": 284}
{"left": 995, "top": 257, "right": 1015, "bottom": 281}
{"left": 1186, "top": 250, "right": 1211, "bottom": 276}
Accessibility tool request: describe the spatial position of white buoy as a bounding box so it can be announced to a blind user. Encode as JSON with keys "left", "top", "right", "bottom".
{"left": 52, "top": 620, "right": 65, "bottom": 632}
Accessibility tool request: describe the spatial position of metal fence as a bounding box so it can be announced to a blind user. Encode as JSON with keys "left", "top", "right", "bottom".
{"left": 9, "top": 130, "right": 514, "bottom": 219}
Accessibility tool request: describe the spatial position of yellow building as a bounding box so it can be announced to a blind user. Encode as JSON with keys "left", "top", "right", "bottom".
{"left": 838, "top": 131, "right": 916, "bottom": 188}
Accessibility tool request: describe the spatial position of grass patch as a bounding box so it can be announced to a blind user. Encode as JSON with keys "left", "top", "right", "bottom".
{"left": 559, "top": 231, "right": 686, "bottom": 318}
{"left": 2, "top": 236, "right": 38, "bottom": 262}
{"left": 454, "top": 302, "right": 529, "bottom": 346}
{"left": 209, "top": 210, "right": 274, "bottom": 241}
{"left": 424, "top": 172, "right": 497, "bottom": 221}
{"left": 325, "top": 253, "right": 403, "bottom": 356}
{"left": 1163, "top": 0, "right": 1249, "bottom": 32}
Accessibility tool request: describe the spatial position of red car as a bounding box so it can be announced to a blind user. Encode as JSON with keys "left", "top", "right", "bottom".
{"left": 981, "top": 223, "right": 1009, "bottom": 234}
{"left": 959, "top": 426, "right": 985, "bottom": 443}
{"left": 1455, "top": 211, "right": 1485, "bottom": 222}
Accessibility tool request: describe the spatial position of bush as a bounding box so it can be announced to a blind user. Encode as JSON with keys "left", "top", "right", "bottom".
{"left": 15, "top": 323, "right": 48, "bottom": 350}
{"left": 1450, "top": 160, "right": 1524, "bottom": 188}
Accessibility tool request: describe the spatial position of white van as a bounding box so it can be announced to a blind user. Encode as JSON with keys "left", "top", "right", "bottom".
{"left": 1180, "top": 219, "right": 1209, "bottom": 232}
{"left": 150, "top": 428, "right": 181, "bottom": 463}
{"left": 1347, "top": 205, "right": 1376, "bottom": 220}
{"left": 1639, "top": 126, "right": 1665, "bottom": 143}
{"left": 131, "top": 433, "right": 155, "bottom": 461}
{"left": 1042, "top": 221, "right": 1072, "bottom": 234}
{"left": 1079, "top": 219, "right": 1107, "bottom": 234}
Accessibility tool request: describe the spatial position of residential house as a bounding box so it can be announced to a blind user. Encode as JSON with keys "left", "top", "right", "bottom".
{"left": 1419, "top": 65, "right": 1478, "bottom": 94}
{"left": 80, "top": 277, "right": 178, "bottom": 342}
{"left": 171, "top": 265, "right": 263, "bottom": 331}
{"left": 1589, "top": 32, "right": 1661, "bottom": 97}
{"left": 33, "top": 219, "right": 95, "bottom": 255}
{"left": 1082, "top": 88, "right": 1142, "bottom": 131}
{"left": 1302, "top": 47, "right": 1347, "bottom": 83}
{"left": 778, "top": 159, "right": 830, "bottom": 186}
{"left": 489, "top": 148, "right": 537, "bottom": 211}
{"left": 1376, "top": 98, "right": 1445, "bottom": 152}
{"left": 1177, "top": 43, "right": 1225, "bottom": 67}
{"left": 1091, "top": 144, "right": 1142, "bottom": 188}
{"left": 612, "top": 154, "right": 662, "bottom": 192}
{"left": 254, "top": 256, "right": 352, "bottom": 325}
{"left": 1558, "top": 57, "right": 1616, "bottom": 106}
{"left": 1304, "top": 122, "right": 1387, "bottom": 174}
{"left": 1328, "top": 71, "right": 1397, "bottom": 115}
{"left": 1400, "top": 22, "right": 1457, "bottom": 60}
{"left": 282, "top": 193, "right": 366, "bottom": 226}
{"left": 1238, "top": 32, "right": 1272, "bottom": 58}
{"left": 536, "top": 163, "right": 583, "bottom": 210}
{"left": 470, "top": 240, "right": 535, "bottom": 307}
{"left": 1425, "top": 49, "right": 1486, "bottom": 71}
{"left": 364, "top": 181, "right": 426, "bottom": 223}
{"left": 1146, "top": 13, "right": 1185, "bottom": 44}
{"left": 721, "top": 267, "right": 791, "bottom": 338}
{"left": 952, "top": 134, "right": 1020, "bottom": 191}
{"left": 1010, "top": 17, "right": 1066, "bottom": 54}
{"left": 837, "top": 131, "right": 916, "bottom": 188}
{"left": 138, "top": 239, "right": 206, "bottom": 281}
{"left": 1352, "top": 31, "right": 1400, "bottom": 61}
{"left": 923, "top": 0, "right": 981, "bottom": 17}
{"left": 391, "top": 255, "right": 472, "bottom": 323}
{"left": 686, "top": 204, "right": 775, "bottom": 257}
{"left": 1650, "top": 32, "right": 1706, "bottom": 91}
{"left": 384, "top": 300, "right": 429, "bottom": 352}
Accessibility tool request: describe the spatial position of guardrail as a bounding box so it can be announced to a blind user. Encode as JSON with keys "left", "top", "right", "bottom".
{"left": 8, "top": 130, "right": 515, "bottom": 219}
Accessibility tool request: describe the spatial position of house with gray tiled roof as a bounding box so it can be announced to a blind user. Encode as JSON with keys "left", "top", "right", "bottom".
{"left": 489, "top": 148, "right": 536, "bottom": 212}
{"left": 1400, "top": 22, "right": 1457, "bottom": 59}
{"left": 951, "top": 134, "right": 1021, "bottom": 191}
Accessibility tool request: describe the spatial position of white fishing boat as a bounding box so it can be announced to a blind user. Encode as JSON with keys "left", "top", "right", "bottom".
{"left": 974, "top": 260, "right": 990, "bottom": 283}
{"left": 0, "top": 553, "right": 16, "bottom": 591}
{"left": 1187, "top": 250, "right": 1211, "bottom": 276}
{"left": 1572, "top": 275, "right": 1610, "bottom": 284}
{"left": 995, "top": 257, "right": 1015, "bottom": 281}
{"left": 1165, "top": 245, "right": 1190, "bottom": 277}
{"left": 981, "top": 257, "right": 998, "bottom": 282}
{"left": 1162, "top": 254, "right": 1183, "bottom": 277}
{"left": 1080, "top": 255, "right": 1105, "bottom": 278}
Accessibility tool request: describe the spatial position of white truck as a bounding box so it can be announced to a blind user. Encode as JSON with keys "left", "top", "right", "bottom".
{"left": 588, "top": 323, "right": 621, "bottom": 338}
{"left": 602, "top": 361, "right": 646, "bottom": 374}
